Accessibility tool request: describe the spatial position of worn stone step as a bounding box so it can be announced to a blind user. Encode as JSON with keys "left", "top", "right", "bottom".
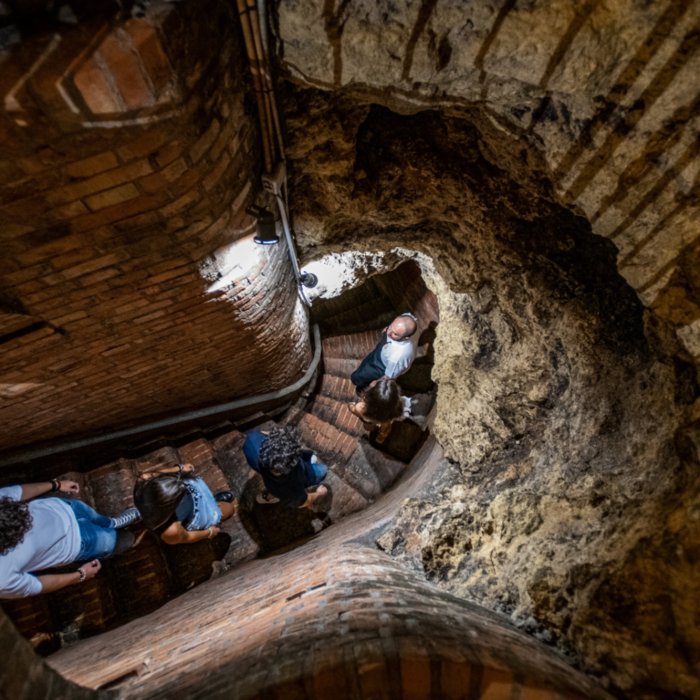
{"left": 334, "top": 444, "right": 384, "bottom": 501}
{"left": 359, "top": 439, "right": 406, "bottom": 490}
{"left": 308, "top": 394, "right": 366, "bottom": 438}
{"left": 322, "top": 470, "right": 369, "bottom": 522}
{"left": 329, "top": 438, "right": 405, "bottom": 502}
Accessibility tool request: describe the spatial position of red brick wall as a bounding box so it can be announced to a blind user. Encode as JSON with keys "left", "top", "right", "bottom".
{"left": 44, "top": 439, "right": 609, "bottom": 699}
{"left": 0, "top": 0, "right": 311, "bottom": 451}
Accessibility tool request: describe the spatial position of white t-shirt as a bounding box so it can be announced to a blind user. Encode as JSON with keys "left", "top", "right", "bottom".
{"left": 0, "top": 485, "right": 81, "bottom": 599}
{"left": 381, "top": 336, "right": 417, "bottom": 378}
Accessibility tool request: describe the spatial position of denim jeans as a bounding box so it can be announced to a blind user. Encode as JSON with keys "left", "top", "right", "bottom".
{"left": 302, "top": 452, "right": 327, "bottom": 485}
{"left": 61, "top": 499, "right": 117, "bottom": 561}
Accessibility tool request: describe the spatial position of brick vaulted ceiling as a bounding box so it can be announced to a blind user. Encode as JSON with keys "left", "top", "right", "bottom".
{"left": 0, "top": 0, "right": 311, "bottom": 452}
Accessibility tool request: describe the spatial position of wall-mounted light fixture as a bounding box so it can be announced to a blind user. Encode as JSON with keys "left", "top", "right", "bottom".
{"left": 299, "top": 271, "right": 318, "bottom": 289}
{"left": 247, "top": 205, "right": 279, "bottom": 245}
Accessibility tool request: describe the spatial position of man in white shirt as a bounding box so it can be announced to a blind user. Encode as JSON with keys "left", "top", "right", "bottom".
{"left": 350, "top": 313, "right": 418, "bottom": 392}
{"left": 0, "top": 480, "right": 139, "bottom": 599}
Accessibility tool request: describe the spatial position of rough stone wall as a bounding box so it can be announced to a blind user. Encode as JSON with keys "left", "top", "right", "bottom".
{"left": 277, "top": 0, "right": 700, "bottom": 362}
{"left": 271, "top": 4, "right": 700, "bottom": 697}
{"left": 0, "top": 0, "right": 310, "bottom": 451}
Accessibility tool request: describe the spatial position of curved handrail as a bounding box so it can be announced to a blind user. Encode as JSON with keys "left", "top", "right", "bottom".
{"left": 0, "top": 324, "right": 322, "bottom": 467}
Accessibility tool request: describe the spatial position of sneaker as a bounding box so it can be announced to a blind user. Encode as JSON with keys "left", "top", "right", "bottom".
{"left": 215, "top": 491, "right": 234, "bottom": 503}
{"left": 255, "top": 490, "right": 280, "bottom": 505}
{"left": 110, "top": 507, "right": 141, "bottom": 529}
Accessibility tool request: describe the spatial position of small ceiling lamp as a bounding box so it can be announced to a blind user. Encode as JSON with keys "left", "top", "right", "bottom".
{"left": 247, "top": 205, "right": 279, "bottom": 245}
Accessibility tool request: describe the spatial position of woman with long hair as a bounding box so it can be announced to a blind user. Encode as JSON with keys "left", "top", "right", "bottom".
{"left": 134, "top": 464, "right": 235, "bottom": 545}
{"left": 349, "top": 377, "right": 410, "bottom": 443}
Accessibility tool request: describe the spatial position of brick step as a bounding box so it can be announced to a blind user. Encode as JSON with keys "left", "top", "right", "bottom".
{"left": 413, "top": 288, "right": 439, "bottom": 327}
{"left": 322, "top": 329, "right": 382, "bottom": 360}
{"left": 308, "top": 394, "right": 366, "bottom": 438}
{"left": 310, "top": 276, "right": 386, "bottom": 321}
{"left": 318, "top": 374, "right": 358, "bottom": 402}
{"left": 52, "top": 471, "right": 95, "bottom": 508}
{"left": 322, "top": 356, "right": 359, "bottom": 380}
{"left": 88, "top": 458, "right": 137, "bottom": 515}
{"left": 374, "top": 266, "right": 426, "bottom": 311}
{"left": 48, "top": 575, "right": 118, "bottom": 640}
{"left": 297, "top": 412, "right": 399, "bottom": 502}
{"left": 131, "top": 445, "right": 181, "bottom": 476}
{"left": 317, "top": 299, "right": 395, "bottom": 335}
{"left": 8, "top": 432, "right": 251, "bottom": 653}
{"left": 209, "top": 428, "right": 250, "bottom": 496}
{"left": 296, "top": 412, "right": 358, "bottom": 471}
{"left": 104, "top": 533, "right": 171, "bottom": 617}
{"left": 178, "top": 438, "right": 230, "bottom": 495}
{"left": 167, "top": 434, "right": 259, "bottom": 584}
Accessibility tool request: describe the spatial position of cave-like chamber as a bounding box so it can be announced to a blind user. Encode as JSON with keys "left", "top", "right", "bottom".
{"left": 1, "top": 1, "right": 699, "bottom": 699}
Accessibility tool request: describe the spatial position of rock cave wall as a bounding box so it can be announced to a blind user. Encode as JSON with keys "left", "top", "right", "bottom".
{"left": 274, "top": 3, "right": 700, "bottom": 698}
{"left": 0, "top": 2, "right": 697, "bottom": 699}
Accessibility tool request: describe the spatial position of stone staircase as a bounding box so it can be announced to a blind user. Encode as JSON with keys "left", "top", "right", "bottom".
{"left": 2, "top": 261, "right": 439, "bottom": 655}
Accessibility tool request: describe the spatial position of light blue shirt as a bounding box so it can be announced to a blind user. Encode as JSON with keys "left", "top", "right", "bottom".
{"left": 0, "top": 486, "right": 81, "bottom": 599}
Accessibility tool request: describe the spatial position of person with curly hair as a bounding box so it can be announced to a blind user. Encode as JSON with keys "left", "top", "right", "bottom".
{"left": 133, "top": 463, "right": 235, "bottom": 545}
{"left": 349, "top": 377, "right": 412, "bottom": 443}
{"left": 0, "top": 479, "right": 140, "bottom": 599}
{"left": 242, "top": 426, "right": 328, "bottom": 508}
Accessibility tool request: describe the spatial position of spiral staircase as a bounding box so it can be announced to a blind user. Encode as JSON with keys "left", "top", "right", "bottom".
{"left": 1, "top": 261, "right": 439, "bottom": 656}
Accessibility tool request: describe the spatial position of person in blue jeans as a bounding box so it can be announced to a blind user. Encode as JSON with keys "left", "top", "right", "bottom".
{"left": 0, "top": 479, "right": 140, "bottom": 599}
{"left": 134, "top": 464, "right": 236, "bottom": 544}
{"left": 243, "top": 427, "right": 328, "bottom": 508}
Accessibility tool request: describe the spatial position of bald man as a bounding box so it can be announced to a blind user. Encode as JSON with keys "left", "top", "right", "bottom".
{"left": 350, "top": 313, "right": 418, "bottom": 392}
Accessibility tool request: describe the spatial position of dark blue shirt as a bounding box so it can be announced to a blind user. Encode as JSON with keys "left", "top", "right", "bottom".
{"left": 243, "top": 431, "right": 315, "bottom": 508}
